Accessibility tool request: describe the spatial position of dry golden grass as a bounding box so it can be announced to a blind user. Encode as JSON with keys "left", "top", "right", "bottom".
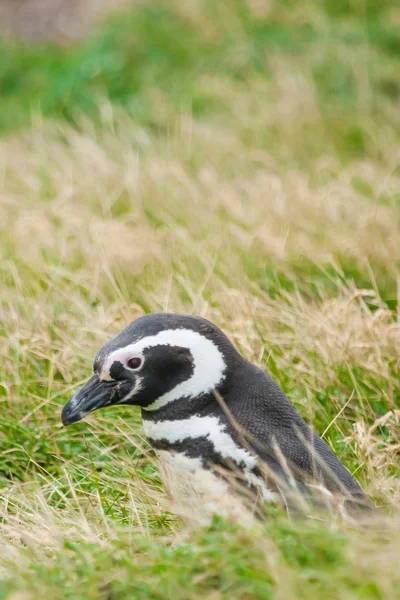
{"left": 1, "top": 116, "right": 399, "bottom": 480}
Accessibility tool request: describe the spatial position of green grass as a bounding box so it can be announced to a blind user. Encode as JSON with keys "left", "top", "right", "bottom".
{"left": 0, "top": 0, "right": 400, "bottom": 598}
{"left": 1, "top": 0, "right": 400, "bottom": 165}
{"left": 1, "top": 516, "right": 394, "bottom": 600}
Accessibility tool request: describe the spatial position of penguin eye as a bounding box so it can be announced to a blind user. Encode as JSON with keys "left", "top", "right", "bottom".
{"left": 127, "top": 356, "right": 143, "bottom": 370}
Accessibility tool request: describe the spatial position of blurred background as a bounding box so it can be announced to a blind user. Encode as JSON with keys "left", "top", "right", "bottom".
{"left": 0, "top": 0, "right": 399, "bottom": 163}
{"left": 0, "top": 0, "right": 125, "bottom": 43}
{"left": 0, "top": 1, "right": 400, "bottom": 598}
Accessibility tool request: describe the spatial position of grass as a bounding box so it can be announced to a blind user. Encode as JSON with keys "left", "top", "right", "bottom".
{"left": 0, "top": 0, "right": 400, "bottom": 597}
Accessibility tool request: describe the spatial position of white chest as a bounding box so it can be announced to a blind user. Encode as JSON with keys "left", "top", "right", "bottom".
{"left": 156, "top": 450, "right": 256, "bottom": 527}
{"left": 142, "top": 415, "right": 279, "bottom": 525}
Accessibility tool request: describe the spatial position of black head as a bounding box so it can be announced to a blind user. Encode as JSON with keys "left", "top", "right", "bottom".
{"left": 61, "top": 313, "right": 240, "bottom": 425}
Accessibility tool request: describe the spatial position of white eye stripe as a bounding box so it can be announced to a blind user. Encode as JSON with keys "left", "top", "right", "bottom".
{"left": 100, "top": 328, "right": 226, "bottom": 410}
{"left": 99, "top": 353, "right": 143, "bottom": 379}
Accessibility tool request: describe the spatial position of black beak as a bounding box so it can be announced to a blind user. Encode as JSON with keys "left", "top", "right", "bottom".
{"left": 61, "top": 373, "right": 116, "bottom": 426}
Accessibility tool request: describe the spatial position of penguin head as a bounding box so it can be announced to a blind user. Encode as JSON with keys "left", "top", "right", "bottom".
{"left": 61, "top": 313, "right": 239, "bottom": 425}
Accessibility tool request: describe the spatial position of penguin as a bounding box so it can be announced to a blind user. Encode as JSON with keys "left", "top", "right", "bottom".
{"left": 61, "top": 313, "right": 373, "bottom": 523}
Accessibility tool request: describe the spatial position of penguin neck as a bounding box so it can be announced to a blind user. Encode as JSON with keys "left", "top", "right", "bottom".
{"left": 141, "top": 397, "right": 257, "bottom": 473}
{"left": 139, "top": 356, "right": 261, "bottom": 465}
{"left": 141, "top": 389, "right": 220, "bottom": 424}
{"left": 140, "top": 370, "right": 253, "bottom": 467}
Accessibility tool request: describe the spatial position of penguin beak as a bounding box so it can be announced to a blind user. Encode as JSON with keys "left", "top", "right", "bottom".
{"left": 61, "top": 373, "right": 116, "bottom": 426}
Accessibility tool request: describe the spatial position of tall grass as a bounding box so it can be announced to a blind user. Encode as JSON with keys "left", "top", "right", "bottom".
{"left": 0, "top": 1, "right": 399, "bottom": 598}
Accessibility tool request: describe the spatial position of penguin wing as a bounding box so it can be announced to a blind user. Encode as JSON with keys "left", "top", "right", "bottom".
{"left": 229, "top": 364, "right": 372, "bottom": 508}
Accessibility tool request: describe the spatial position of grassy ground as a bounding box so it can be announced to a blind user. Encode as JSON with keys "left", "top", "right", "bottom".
{"left": 1, "top": 1, "right": 400, "bottom": 598}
